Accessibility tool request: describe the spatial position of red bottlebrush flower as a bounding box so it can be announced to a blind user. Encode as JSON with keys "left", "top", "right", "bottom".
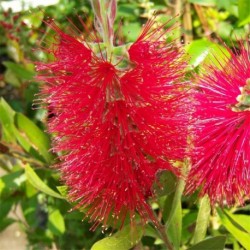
{"left": 186, "top": 42, "right": 250, "bottom": 205}
{"left": 36, "top": 18, "right": 190, "bottom": 229}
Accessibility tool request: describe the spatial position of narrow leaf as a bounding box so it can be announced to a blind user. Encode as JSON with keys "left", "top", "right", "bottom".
{"left": 15, "top": 113, "right": 53, "bottom": 163}
{"left": 192, "top": 195, "right": 211, "bottom": 244}
{"left": 25, "top": 164, "right": 63, "bottom": 199}
{"left": 3, "top": 62, "right": 35, "bottom": 80}
{"left": 225, "top": 213, "right": 250, "bottom": 234}
{"left": 217, "top": 208, "right": 250, "bottom": 250}
{"left": 0, "top": 98, "right": 16, "bottom": 142}
{"left": 166, "top": 198, "right": 182, "bottom": 249}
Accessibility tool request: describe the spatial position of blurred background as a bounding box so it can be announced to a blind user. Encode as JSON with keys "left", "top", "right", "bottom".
{"left": 0, "top": 0, "right": 249, "bottom": 249}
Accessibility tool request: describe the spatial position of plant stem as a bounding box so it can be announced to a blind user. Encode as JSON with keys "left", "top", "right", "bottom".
{"left": 152, "top": 215, "right": 174, "bottom": 250}
{"left": 99, "top": 0, "right": 113, "bottom": 61}
{"left": 183, "top": 1, "right": 193, "bottom": 44}
{"left": 193, "top": 4, "right": 211, "bottom": 38}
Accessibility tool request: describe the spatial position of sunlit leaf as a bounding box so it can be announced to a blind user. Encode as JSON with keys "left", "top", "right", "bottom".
{"left": 122, "top": 22, "right": 141, "bottom": 42}
{"left": 238, "top": 0, "right": 250, "bottom": 26}
{"left": 0, "top": 98, "right": 17, "bottom": 143}
{"left": 6, "top": 39, "right": 24, "bottom": 62}
{"left": 91, "top": 224, "right": 143, "bottom": 250}
{"left": 217, "top": 208, "right": 250, "bottom": 250}
{"left": 21, "top": 11, "right": 44, "bottom": 28}
{"left": 221, "top": 209, "right": 250, "bottom": 235}
{"left": 185, "top": 39, "right": 230, "bottom": 69}
{"left": 0, "top": 171, "right": 25, "bottom": 198}
{"left": 48, "top": 209, "right": 65, "bottom": 235}
{"left": 226, "top": 213, "right": 250, "bottom": 233}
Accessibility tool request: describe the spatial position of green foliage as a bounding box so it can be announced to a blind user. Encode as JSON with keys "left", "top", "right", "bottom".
{"left": 25, "top": 164, "right": 63, "bottom": 199}
{"left": 91, "top": 224, "right": 143, "bottom": 250}
{"left": 217, "top": 208, "right": 250, "bottom": 250}
{"left": 192, "top": 195, "right": 211, "bottom": 244}
{"left": 188, "top": 236, "right": 227, "bottom": 250}
{"left": 15, "top": 113, "right": 53, "bottom": 163}
{"left": 185, "top": 39, "right": 230, "bottom": 70}
{"left": 0, "top": 0, "right": 249, "bottom": 249}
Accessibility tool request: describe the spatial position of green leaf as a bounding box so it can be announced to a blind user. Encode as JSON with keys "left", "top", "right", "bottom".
{"left": 217, "top": 0, "right": 239, "bottom": 17}
{"left": 232, "top": 27, "right": 249, "bottom": 41}
{"left": 122, "top": 22, "right": 141, "bottom": 42}
{"left": 0, "top": 218, "right": 16, "bottom": 232}
{"left": 188, "top": 0, "right": 216, "bottom": 6}
{"left": 217, "top": 208, "right": 250, "bottom": 250}
{"left": 25, "top": 164, "right": 63, "bottom": 199}
{"left": 21, "top": 11, "right": 44, "bottom": 28}
{"left": 192, "top": 195, "right": 211, "bottom": 244}
{"left": 7, "top": 39, "right": 24, "bottom": 62}
{"left": 217, "top": 21, "right": 233, "bottom": 40}
{"left": 0, "top": 170, "right": 25, "bottom": 198}
{"left": 4, "top": 69, "right": 21, "bottom": 87}
{"left": 0, "top": 199, "right": 13, "bottom": 221}
{"left": 21, "top": 195, "right": 40, "bottom": 228}
{"left": 56, "top": 185, "right": 68, "bottom": 197}
{"left": 25, "top": 180, "right": 38, "bottom": 198}
{"left": 238, "top": 0, "right": 250, "bottom": 26}
{"left": 185, "top": 39, "right": 230, "bottom": 69}
{"left": 162, "top": 177, "right": 185, "bottom": 249}
{"left": 0, "top": 99, "right": 48, "bottom": 162}
{"left": 225, "top": 214, "right": 250, "bottom": 233}
{"left": 188, "top": 236, "right": 226, "bottom": 250}
{"left": 182, "top": 210, "right": 198, "bottom": 244}
{"left": 117, "top": 4, "right": 140, "bottom": 20}
{"left": 0, "top": 98, "right": 16, "bottom": 142}
{"left": 15, "top": 113, "right": 53, "bottom": 163}
{"left": 153, "top": 170, "right": 177, "bottom": 197}
{"left": 3, "top": 62, "right": 35, "bottom": 80}
{"left": 166, "top": 198, "right": 182, "bottom": 249}
{"left": 48, "top": 209, "right": 65, "bottom": 235}
{"left": 91, "top": 224, "right": 143, "bottom": 250}
{"left": 14, "top": 129, "right": 44, "bottom": 162}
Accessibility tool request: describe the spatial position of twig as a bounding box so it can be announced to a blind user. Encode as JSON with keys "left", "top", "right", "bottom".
{"left": 183, "top": 1, "right": 193, "bottom": 44}
{"left": 151, "top": 212, "right": 174, "bottom": 250}
{"left": 193, "top": 4, "right": 211, "bottom": 38}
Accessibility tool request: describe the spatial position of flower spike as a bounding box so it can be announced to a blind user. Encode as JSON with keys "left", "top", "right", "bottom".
{"left": 186, "top": 41, "right": 250, "bottom": 205}
{"left": 36, "top": 16, "right": 190, "bottom": 230}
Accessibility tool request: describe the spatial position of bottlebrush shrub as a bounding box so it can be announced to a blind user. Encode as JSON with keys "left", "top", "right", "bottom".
{"left": 35, "top": 17, "right": 191, "bottom": 230}
{"left": 186, "top": 41, "right": 250, "bottom": 205}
